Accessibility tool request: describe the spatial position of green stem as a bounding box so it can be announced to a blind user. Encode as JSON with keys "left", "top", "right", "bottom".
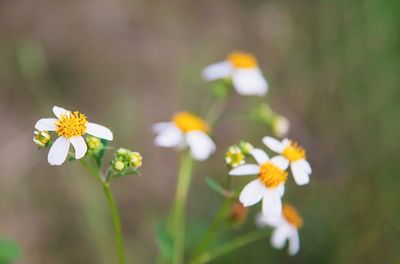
{"left": 190, "top": 230, "right": 270, "bottom": 264}
{"left": 80, "top": 160, "right": 126, "bottom": 264}
{"left": 102, "top": 182, "right": 126, "bottom": 264}
{"left": 192, "top": 198, "right": 232, "bottom": 257}
{"left": 172, "top": 152, "right": 194, "bottom": 264}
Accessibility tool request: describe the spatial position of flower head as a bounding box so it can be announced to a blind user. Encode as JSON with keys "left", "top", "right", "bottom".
{"left": 33, "top": 130, "right": 51, "bottom": 148}
{"left": 225, "top": 145, "right": 245, "bottom": 168}
{"left": 34, "top": 106, "right": 113, "bottom": 165}
{"left": 153, "top": 112, "right": 216, "bottom": 161}
{"left": 229, "top": 147, "right": 289, "bottom": 217}
{"left": 202, "top": 51, "right": 268, "bottom": 96}
{"left": 110, "top": 148, "right": 142, "bottom": 177}
{"left": 263, "top": 137, "right": 312, "bottom": 185}
{"left": 256, "top": 203, "right": 303, "bottom": 255}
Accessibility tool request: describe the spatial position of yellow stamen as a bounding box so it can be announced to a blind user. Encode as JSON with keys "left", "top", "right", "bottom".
{"left": 283, "top": 204, "right": 303, "bottom": 228}
{"left": 56, "top": 111, "right": 88, "bottom": 138}
{"left": 228, "top": 51, "right": 258, "bottom": 68}
{"left": 259, "top": 162, "right": 288, "bottom": 188}
{"left": 172, "top": 112, "right": 210, "bottom": 134}
{"left": 282, "top": 140, "right": 306, "bottom": 162}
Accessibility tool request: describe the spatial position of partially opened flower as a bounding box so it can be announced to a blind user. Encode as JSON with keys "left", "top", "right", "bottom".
{"left": 263, "top": 137, "right": 312, "bottom": 185}
{"left": 229, "top": 148, "right": 288, "bottom": 217}
{"left": 34, "top": 106, "right": 113, "bottom": 165}
{"left": 202, "top": 51, "right": 268, "bottom": 96}
{"left": 153, "top": 112, "right": 216, "bottom": 161}
{"left": 256, "top": 203, "right": 303, "bottom": 255}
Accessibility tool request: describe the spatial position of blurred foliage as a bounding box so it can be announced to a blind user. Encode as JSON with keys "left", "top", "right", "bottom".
{"left": 0, "top": 239, "right": 20, "bottom": 264}
{"left": 0, "top": 0, "right": 399, "bottom": 263}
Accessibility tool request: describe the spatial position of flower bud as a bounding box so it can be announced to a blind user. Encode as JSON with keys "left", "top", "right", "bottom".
{"left": 113, "top": 160, "right": 125, "bottom": 171}
{"left": 238, "top": 141, "right": 254, "bottom": 155}
{"left": 33, "top": 130, "right": 51, "bottom": 147}
{"left": 228, "top": 201, "right": 248, "bottom": 226}
{"left": 86, "top": 136, "right": 102, "bottom": 150}
{"left": 129, "top": 152, "right": 142, "bottom": 168}
{"left": 272, "top": 115, "right": 290, "bottom": 138}
{"left": 225, "top": 145, "right": 245, "bottom": 168}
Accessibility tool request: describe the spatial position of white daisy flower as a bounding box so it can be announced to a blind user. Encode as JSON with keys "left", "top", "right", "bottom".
{"left": 152, "top": 112, "right": 216, "bottom": 161}
{"left": 202, "top": 51, "right": 268, "bottom": 96}
{"left": 256, "top": 203, "right": 303, "bottom": 255}
{"left": 263, "top": 137, "right": 312, "bottom": 185}
{"left": 229, "top": 148, "right": 289, "bottom": 217}
{"left": 35, "top": 106, "right": 113, "bottom": 166}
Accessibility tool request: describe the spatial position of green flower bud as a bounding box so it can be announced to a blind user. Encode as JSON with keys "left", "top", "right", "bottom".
{"left": 238, "top": 141, "right": 254, "bottom": 155}
{"left": 113, "top": 160, "right": 125, "bottom": 171}
{"left": 86, "top": 136, "right": 101, "bottom": 150}
{"left": 225, "top": 145, "right": 245, "bottom": 168}
{"left": 129, "top": 152, "right": 142, "bottom": 168}
{"left": 272, "top": 115, "right": 290, "bottom": 137}
{"left": 33, "top": 130, "right": 51, "bottom": 148}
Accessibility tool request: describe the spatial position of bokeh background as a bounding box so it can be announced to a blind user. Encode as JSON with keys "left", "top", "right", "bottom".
{"left": 0, "top": 0, "right": 399, "bottom": 263}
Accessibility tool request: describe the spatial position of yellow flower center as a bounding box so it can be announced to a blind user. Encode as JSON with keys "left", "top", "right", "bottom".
{"left": 282, "top": 141, "right": 306, "bottom": 162}
{"left": 228, "top": 51, "right": 258, "bottom": 68}
{"left": 56, "top": 111, "right": 88, "bottom": 138}
{"left": 259, "top": 162, "right": 288, "bottom": 188}
{"left": 172, "top": 112, "right": 210, "bottom": 134}
{"left": 283, "top": 204, "right": 303, "bottom": 228}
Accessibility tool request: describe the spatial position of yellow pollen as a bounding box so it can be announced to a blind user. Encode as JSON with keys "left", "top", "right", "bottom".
{"left": 282, "top": 140, "right": 306, "bottom": 162}
{"left": 56, "top": 111, "right": 88, "bottom": 138}
{"left": 283, "top": 204, "right": 303, "bottom": 228}
{"left": 172, "top": 112, "right": 210, "bottom": 134}
{"left": 258, "top": 162, "right": 288, "bottom": 188}
{"left": 228, "top": 51, "right": 258, "bottom": 68}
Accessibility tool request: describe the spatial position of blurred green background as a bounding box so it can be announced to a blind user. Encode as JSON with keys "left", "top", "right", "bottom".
{"left": 0, "top": 0, "right": 399, "bottom": 263}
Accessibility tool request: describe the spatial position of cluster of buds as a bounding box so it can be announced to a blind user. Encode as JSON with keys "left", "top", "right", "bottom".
{"left": 86, "top": 136, "right": 103, "bottom": 154}
{"left": 250, "top": 104, "right": 290, "bottom": 138}
{"left": 225, "top": 141, "right": 254, "bottom": 168}
{"left": 33, "top": 130, "right": 51, "bottom": 148}
{"left": 110, "top": 148, "right": 142, "bottom": 175}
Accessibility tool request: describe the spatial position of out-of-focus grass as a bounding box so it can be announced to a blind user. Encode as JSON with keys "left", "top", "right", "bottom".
{"left": 0, "top": 0, "right": 399, "bottom": 263}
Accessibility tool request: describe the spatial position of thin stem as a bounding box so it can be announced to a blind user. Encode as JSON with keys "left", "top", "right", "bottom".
{"left": 80, "top": 159, "right": 126, "bottom": 264}
{"left": 102, "top": 182, "right": 126, "bottom": 264}
{"left": 172, "top": 151, "right": 194, "bottom": 264}
{"left": 190, "top": 230, "right": 270, "bottom": 264}
{"left": 192, "top": 198, "right": 232, "bottom": 257}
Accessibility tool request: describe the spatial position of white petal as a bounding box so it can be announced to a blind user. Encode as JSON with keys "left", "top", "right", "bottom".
{"left": 276, "top": 184, "right": 285, "bottom": 197}
{"left": 271, "top": 225, "right": 291, "bottom": 249}
{"left": 201, "top": 61, "right": 232, "bottom": 81}
{"left": 47, "top": 136, "right": 70, "bottom": 166}
{"left": 262, "top": 188, "right": 282, "bottom": 217}
{"left": 291, "top": 162, "right": 310, "bottom": 185}
{"left": 185, "top": 131, "right": 216, "bottom": 161}
{"left": 250, "top": 148, "right": 269, "bottom": 165}
{"left": 239, "top": 179, "right": 266, "bottom": 207}
{"left": 288, "top": 229, "right": 300, "bottom": 255}
{"left": 270, "top": 156, "right": 289, "bottom": 170}
{"left": 152, "top": 122, "right": 174, "bottom": 133}
{"left": 154, "top": 125, "right": 184, "bottom": 148}
{"left": 53, "top": 106, "right": 69, "bottom": 118}
{"left": 35, "top": 118, "right": 57, "bottom": 131}
{"left": 256, "top": 212, "right": 283, "bottom": 227}
{"left": 262, "top": 136, "right": 285, "bottom": 153}
{"left": 70, "top": 136, "right": 87, "bottom": 159}
{"left": 282, "top": 138, "right": 291, "bottom": 147}
{"left": 86, "top": 123, "right": 113, "bottom": 141}
{"left": 295, "top": 159, "right": 312, "bottom": 174}
{"left": 229, "top": 164, "right": 260, "bottom": 176}
{"left": 232, "top": 68, "right": 268, "bottom": 96}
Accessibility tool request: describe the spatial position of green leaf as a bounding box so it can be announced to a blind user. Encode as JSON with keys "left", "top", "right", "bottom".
{"left": 0, "top": 238, "right": 20, "bottom": 264}
{"left": 155, "top": 223, "right": 173, "bottom": 261}
{"left": 205, "top": 177, "right": 227, "bottom": 196}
